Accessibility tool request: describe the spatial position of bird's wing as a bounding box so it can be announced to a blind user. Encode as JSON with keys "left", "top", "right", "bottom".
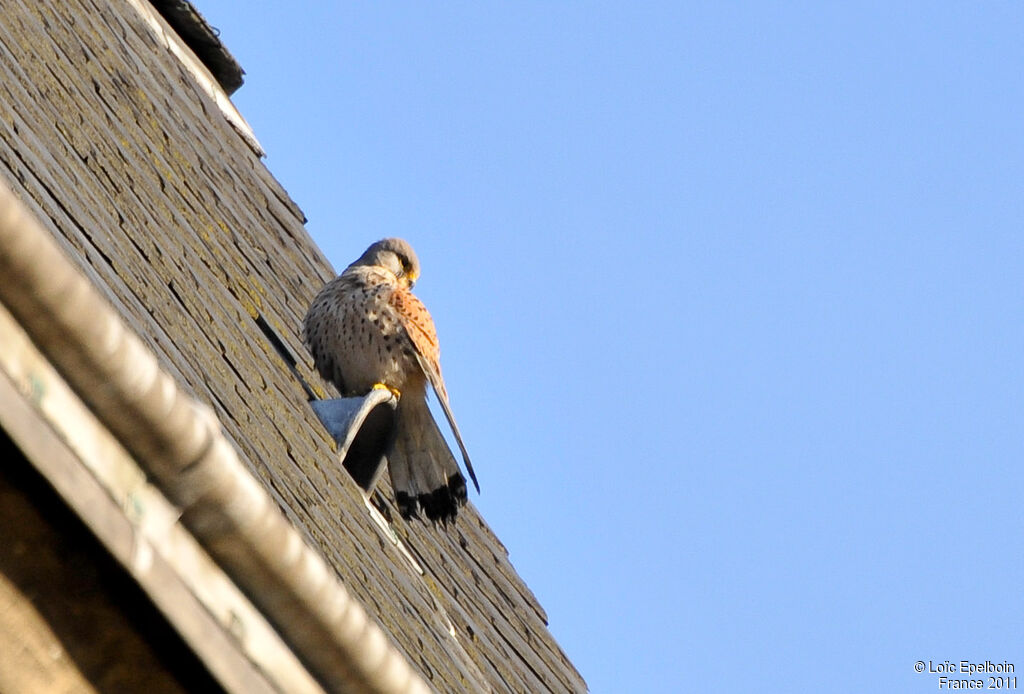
{"left": 389, "top": 288, "right": 480, "bottom": 493}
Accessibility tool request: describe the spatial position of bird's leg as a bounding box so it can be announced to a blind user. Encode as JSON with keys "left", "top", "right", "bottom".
{"left": 372, "top": 382, "right": 402, "bottom": 400}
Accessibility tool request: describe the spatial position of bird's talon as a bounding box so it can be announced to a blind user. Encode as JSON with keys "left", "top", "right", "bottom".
{"left": 373, "top": 382, "right": 402, "bottom": 400}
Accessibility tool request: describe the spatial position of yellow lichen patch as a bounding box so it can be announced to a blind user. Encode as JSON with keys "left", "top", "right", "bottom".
{"left": 248, "top": 275, "right": 268, "bottom": 297}
{"left": 237, "top": 294, "right": 260, "bottom": 319}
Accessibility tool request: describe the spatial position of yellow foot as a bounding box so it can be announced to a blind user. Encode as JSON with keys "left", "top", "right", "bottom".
{"left": 372, "top": 382, "right": 402, "bottom": 400}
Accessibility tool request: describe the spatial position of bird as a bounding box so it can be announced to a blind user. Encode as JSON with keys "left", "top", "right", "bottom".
{"left": 302, "top": 238, "right": 479, "bottom": 522}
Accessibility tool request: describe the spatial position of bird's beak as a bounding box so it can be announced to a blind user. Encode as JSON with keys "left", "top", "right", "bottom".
{"left": 405, "top": 272, "right": 418, "bottom": 289}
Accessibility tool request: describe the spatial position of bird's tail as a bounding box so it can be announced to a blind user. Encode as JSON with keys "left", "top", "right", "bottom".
{"left": 388, "top": 395, "right": 468, "bottom": 522}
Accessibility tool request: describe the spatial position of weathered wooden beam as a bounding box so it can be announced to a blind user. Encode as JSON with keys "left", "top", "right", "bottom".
{"left": 0, "top": 303, "right": 321, "bottom": 694}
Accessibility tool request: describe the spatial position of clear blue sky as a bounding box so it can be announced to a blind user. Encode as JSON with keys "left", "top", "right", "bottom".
{"left": 198, "top": 3, "right": 1023, "bottom": 691}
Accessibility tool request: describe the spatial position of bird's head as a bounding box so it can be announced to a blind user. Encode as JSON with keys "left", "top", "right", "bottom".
{"left": 350, "top": 238, "right": 420, "bottom": 289}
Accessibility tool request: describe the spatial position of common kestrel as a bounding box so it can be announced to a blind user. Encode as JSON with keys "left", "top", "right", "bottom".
{"left": 302, "top": 238, "right": 478, "bottom": 522}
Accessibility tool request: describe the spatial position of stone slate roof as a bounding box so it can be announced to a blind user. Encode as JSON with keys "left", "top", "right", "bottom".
{"left": 0, "top": 1, "right": 586, "bottom": 692}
